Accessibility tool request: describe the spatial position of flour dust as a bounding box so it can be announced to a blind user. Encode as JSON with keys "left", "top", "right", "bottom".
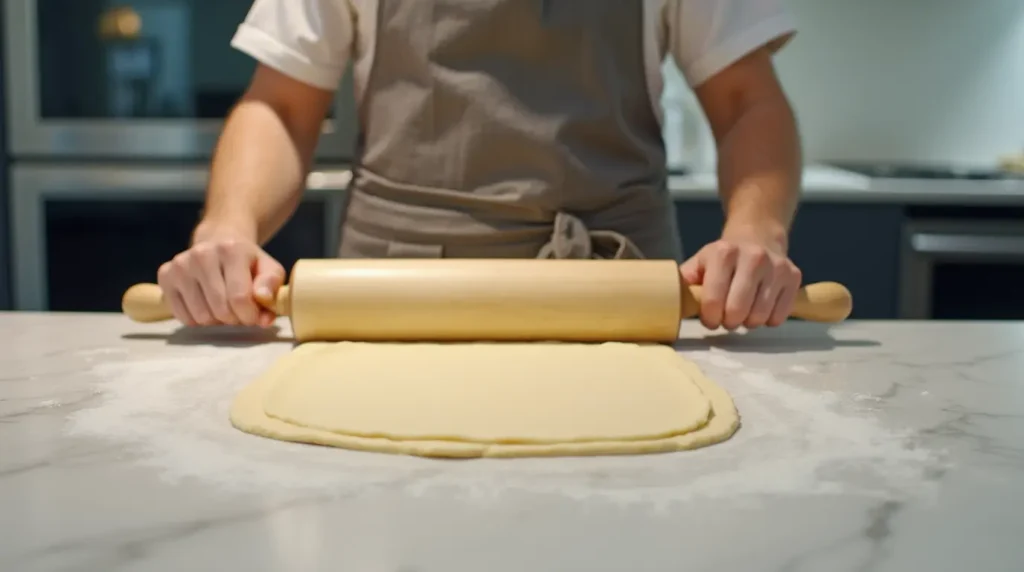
{"left": 66, "top": 344, "right": 942, "bottom": 507}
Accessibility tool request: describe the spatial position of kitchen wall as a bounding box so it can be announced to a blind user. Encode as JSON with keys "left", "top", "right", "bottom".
{"left": 666, "top": 0, "right": 1024, "bottom": 167}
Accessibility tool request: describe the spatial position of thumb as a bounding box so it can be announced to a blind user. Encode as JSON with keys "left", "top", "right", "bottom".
{"left": 252, "top": 253, "right": 286, "bottom": 303}
{"left": 679, "top": 250, "right": 705, "bottom": 286}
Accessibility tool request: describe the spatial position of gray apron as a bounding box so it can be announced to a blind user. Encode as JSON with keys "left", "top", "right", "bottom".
{"left": 339, "top": 0, "right": 682, "bottom": 261}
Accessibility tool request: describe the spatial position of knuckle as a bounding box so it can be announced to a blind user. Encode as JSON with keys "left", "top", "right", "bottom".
{"left": 215, "top": 239, "right": 240, "bottom": 256}
{"left": 172, "top": 252, "right": 191, "bottom": 267}
{"left": 715, "top": 242, "right": 739, "bottom": 260}
{"left": 157, "top": 263, "right": 173, "bottom": 282}
{"left": 229, "top": 291, "right": 252, "bottom": 307}
{"left": 192, "top": 243, "right": 216, "bottom": 260}
{"left": 747, "top": 248, "right": 770, "bottom": 266}
{"left": 792, "top": 266, "right": 804, "bottom": 284}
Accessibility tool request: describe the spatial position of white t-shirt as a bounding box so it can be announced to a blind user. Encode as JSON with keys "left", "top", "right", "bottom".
{"left": 231, "top": 0, "right": 795, "bottom": 122}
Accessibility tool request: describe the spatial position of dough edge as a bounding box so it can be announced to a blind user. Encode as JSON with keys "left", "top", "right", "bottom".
{"left": 229, "top": 343, "right": 740, "bottom": 459}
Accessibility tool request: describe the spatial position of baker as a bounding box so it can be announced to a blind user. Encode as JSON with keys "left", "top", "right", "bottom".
{"left": 157, "top": 0, "right": 803, "bottom": 333}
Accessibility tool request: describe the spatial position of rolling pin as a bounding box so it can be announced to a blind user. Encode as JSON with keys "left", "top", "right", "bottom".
{"left": 122, "top": 259, "right": 853, "bottom": 343}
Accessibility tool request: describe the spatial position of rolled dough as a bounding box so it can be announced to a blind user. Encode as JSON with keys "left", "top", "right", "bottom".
{"left": 230, "top": 342, "right": 740, "bottom": 458}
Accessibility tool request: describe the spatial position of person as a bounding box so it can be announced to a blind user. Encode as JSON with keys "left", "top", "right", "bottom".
{"left": 158, "top": 0, "right": 803, "bottom": 333}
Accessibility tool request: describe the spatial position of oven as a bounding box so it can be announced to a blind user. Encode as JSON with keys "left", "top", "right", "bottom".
{"left": 2, "top": 0, "right": 357, "bottom": 159}
{"left": 900, "top": 214, "right": 1024, "bottom": 320}
{"left": 9, "top": 164, "right": 350, "bottom": 311}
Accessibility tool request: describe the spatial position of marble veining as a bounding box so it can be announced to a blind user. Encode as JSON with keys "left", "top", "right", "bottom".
{"left": 0, "top": 313, "right": 1022, "bottom": 572}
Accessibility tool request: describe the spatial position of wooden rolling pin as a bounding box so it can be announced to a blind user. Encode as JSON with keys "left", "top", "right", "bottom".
{"left": 122, "top": 259, "right": 853, "bottom": 343}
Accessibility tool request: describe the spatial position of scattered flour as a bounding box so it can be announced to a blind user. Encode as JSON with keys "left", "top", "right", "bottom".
{"left": 66, "top": 345, "right": 942, "bottom": 506}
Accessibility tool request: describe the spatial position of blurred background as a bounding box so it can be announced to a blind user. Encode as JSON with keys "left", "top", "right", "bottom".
{"left": 0, "top": 0, "right": 1022, "bottom": 319}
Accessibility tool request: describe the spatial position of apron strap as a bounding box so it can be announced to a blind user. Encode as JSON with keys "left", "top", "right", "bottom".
{"left": 537, "top": 212, "right": 645, "bottom": 260}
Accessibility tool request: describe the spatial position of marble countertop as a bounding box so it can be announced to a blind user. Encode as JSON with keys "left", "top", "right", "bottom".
{"left": 2, "top": 314, "right": 1023, "bottom": 571}
{"left": 668, "top": 166, "right": 1024, "bottom": 205}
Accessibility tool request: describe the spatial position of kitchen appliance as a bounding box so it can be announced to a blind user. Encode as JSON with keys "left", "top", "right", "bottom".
{"left": 3, "top": 0, "right": 357, "bottom": 159}
{"left": 899, "top": 209, "right": 1024, "bottom": 319}
{"left": 123, "top": 259, "right": 854, "bottom": 341}
{"left": 10, "top": 164, "right": 350, "bottom": 312}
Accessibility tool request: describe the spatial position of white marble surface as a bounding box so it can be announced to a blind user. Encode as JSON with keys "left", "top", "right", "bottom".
{"left": 1, "top": 314, "right": 1023, "bottom": 571}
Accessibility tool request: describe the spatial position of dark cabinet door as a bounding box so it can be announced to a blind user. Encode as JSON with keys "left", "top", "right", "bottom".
{"left": 675, "top": 200, "right": 903, "bottom": 319}
{"left": 45, "top": 200, "right": 327, "bottom": 312}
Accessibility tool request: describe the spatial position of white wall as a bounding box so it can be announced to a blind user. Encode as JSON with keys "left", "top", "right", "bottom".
{"left": 668, "top": 0, "right": 1024, "bottom": 167}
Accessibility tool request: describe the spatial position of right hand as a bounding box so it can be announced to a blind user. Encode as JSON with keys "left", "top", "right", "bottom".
{"left": 157, "top": 236, "right": 285, "bottom": 328}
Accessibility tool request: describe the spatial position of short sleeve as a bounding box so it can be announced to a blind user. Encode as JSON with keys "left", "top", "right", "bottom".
{"left": 663, "top": 0, "right": 796, "bottom": 87}
{"left": 230, "top": 0, "right": 355, "bottom": 91}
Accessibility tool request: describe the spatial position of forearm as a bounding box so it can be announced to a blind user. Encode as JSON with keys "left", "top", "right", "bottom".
{"left": 715, "top": 95, "right": 802, "bottom": 249}
{"left": 196, "top": 100, "right": 318, "bottom": 245}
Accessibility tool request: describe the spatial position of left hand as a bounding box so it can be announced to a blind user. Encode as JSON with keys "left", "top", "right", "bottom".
{"left": 679, "top": 226, "right": 802, "bottom": 330}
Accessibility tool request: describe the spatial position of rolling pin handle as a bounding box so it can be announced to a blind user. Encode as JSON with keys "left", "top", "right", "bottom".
{"left": 680, "top": 281, "right": 853, "bottom": 324}
{"left": 121, "top": 283, "right": 173, "bottom": 323}
{"left": 121, "top": 283, "right": 289, "bottom": 324}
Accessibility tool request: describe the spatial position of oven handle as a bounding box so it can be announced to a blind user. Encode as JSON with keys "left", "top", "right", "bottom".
{"left": 910, "top": 232, "right": 1024, "bottom": 260}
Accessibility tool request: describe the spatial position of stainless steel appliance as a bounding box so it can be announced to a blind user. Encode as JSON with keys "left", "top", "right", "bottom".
{"left": 3, "top": 0, "right": 357, "bottom": 159}
{"left": 900, "top": 215, "right": 1024, "bottom": 319}
{"left": 10, "top": 164, "right": 350, "bottom": 311}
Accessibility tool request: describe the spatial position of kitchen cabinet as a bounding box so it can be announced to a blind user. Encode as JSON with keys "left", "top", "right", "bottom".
{"left": 674, "top": 201, "right": 904, "bottom": 319}
{"left": 46, "top": 199, "right": 329, "bottom": 312}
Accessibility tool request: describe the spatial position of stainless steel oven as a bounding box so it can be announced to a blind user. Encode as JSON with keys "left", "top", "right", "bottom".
{"left": 900, "top": 218, "right": 1024, "bottom": 319}
{"left": 10, "top": 164, "right": 351, "bottom": 311}
{"left": 3, "top": 0, "right": 357, "bottom": 159}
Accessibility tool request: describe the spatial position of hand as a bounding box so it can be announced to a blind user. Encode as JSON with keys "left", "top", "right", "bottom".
{"left": 679, "top": 227, "right": 801, "bottom": 330}
{"left": 157, "top": 234, "right": 285, "bottom": 328}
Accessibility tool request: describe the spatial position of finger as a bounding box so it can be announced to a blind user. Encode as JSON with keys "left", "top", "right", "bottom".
{"left": 168, "top": 290, "right": 196, "bottom": 327}
{"left": 222, "top": 247, "right": 260, "bottom": 326}
{"left": 678, "top": 253, "right": 704, "bottom": 286}
{"left": 252, "top": 255, "right": 286, "bottom": 303}
{"left": 157, "top": 263, "right": 193, "bottom": 326}
{"left": 723, "top": 250, "right": 769, "bottom": 330}
{"left": 257, "top": 309, "right": 277, "bottom": 328}
{"left": 179, "top": 277, "right": 215, "bottom": 326}
{"left": 192, "top": 248, "right": 236, "bottom": 325}
{"left": 698, "top": 245, "right": 738, "bottom": 330}
{"left": 767, "top": 272, "right": 801, "bottom": 327}
{"left": 745, "top": 261, "right": 785, "bottom": 329}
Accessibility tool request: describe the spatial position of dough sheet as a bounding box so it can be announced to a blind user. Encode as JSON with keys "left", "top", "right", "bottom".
{"left": 230, "top": 342, "right": 740, "bottom": 458}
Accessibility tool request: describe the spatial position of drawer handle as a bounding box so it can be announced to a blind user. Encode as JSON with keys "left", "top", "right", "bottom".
{"left": 910, "top": 233, "right": 1024, "bottom": 259}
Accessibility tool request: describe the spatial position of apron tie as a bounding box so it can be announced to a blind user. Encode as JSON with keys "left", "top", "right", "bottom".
{"left": 537, "top": 212, "right": 645, "bottom": 260}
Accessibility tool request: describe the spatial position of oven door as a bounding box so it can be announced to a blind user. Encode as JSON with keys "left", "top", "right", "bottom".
{"left": 899, "top": 220, "right": 1024, "bottom": 319}
{"left": 10, "top": 164, "right": 349, "bottom": 311}
{"left": 2, "top": 0, "right": 357, "bottom": 159}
